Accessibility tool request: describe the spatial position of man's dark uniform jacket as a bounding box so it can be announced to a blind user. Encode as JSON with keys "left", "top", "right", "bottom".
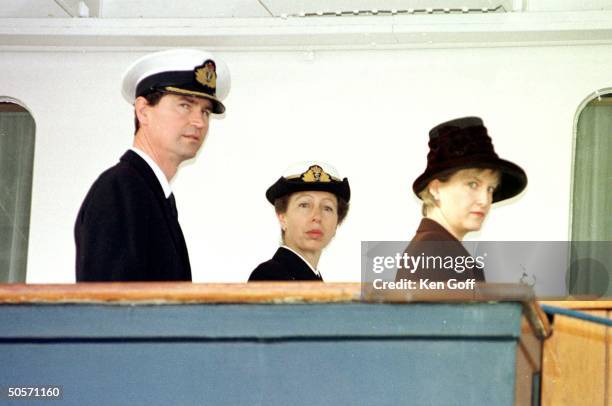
{"left": 395, "top": 218, "right": 485, "bottom": 282}
{"left": 249, "top": 247, "right": 323, "bottom": 281}
{"left": 75, "top": 150, "right": 191, "bottom": 281}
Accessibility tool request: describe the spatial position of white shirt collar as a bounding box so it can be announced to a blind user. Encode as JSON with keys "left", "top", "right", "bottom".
{"left": 130, "top": 147, "right": 172, "bottom": 198}
{"left": 280, "top": 245, "right": 321, "bottom": 277}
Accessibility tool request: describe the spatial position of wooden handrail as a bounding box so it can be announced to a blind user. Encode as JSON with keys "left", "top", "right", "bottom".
{"left": 0, "top": 282, "right": 534, "bottom": 303}
{"left": 0, "top": 282, "right": 553, "bottom": 338}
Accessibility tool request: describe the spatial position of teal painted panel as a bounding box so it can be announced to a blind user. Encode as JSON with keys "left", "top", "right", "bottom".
{"left": 1, "top": 339, "right": 516, "bottom": 406}
{"left": 0, "top": 303, "right": 522, "bottom": 339}
{"left": 0, "top": 302, "right": 526, "bottom": 405}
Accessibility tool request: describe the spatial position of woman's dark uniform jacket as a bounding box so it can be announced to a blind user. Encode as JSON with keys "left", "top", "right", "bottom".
{"left": 249, "top": 247, "right": 323, "bottom": 281}
{"left": 75, "top": 150, "right": 191, "bottom": 281}
{"left": 395, "top": 218, "right": 485, "bottom": 282}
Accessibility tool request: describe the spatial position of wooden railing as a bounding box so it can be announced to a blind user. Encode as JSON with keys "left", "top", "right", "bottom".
{"left": 2, "top": 282, "right": 609, "bottom": 405}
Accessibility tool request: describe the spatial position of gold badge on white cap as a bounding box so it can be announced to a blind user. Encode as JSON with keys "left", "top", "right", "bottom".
{"left": 301, "top": 165, "right": 332, "bottom": 183}
{"left": 195, "top": 59, "right": 217, "bottom": 90}
{"left": 284, "top": 162, "right": 341, "bottom": 182}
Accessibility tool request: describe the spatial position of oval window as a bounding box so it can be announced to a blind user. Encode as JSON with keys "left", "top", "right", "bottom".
{"left": 0, "top": 97, "right": 35, "bottom": 282}
{"left": 569, "top": 89, "right": 612, "bottom": 296}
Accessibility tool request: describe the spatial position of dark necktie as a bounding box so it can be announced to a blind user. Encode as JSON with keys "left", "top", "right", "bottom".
{"left": 168, "top": 193, "right": 178, "bottom": 219}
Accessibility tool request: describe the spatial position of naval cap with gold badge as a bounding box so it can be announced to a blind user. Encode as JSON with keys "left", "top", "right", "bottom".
{"left": 121, "top": 48, "right": 230, "bottom": 114}
{"left": 266, "top": 161, "right": 351, "bottom": 204}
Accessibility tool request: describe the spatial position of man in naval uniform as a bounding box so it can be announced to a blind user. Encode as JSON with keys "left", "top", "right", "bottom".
{"left": 75, "top": 49, "right": 230, "bottom": 281}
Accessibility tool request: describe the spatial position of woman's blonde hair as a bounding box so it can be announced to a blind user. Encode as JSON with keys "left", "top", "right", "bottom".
{"left": 419, "top": 173, "right": 451, "bottom": 216}
{"left": 419, "top": 168, "right": 501, "bottom": 216}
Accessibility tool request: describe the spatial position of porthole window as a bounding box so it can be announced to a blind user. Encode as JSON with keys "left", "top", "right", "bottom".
{"left": 0, "top": 97, "right": 35, "bottom": 282}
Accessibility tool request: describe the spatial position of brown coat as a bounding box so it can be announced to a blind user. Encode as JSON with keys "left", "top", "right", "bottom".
{"left": 395, "top": 218, "right": 485, "bottom": 282}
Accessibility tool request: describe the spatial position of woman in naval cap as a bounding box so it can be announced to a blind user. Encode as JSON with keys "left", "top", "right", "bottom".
{"left": 249, "top": 162, "right": 350, "bottom": 281}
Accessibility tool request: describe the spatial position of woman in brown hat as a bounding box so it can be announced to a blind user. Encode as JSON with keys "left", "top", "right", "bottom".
{"left": 396, "top": 116, "right": 527, "bottom": 283}
{"left": 248, "top": 162, "right": 350, "bottom": 281}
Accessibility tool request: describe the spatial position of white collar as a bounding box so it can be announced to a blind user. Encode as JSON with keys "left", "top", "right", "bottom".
{"left": 280, "top": 245, "right": 321, "bottom": 277}
{"left": 130, "top": 147, "right": 172, "bottom": 198}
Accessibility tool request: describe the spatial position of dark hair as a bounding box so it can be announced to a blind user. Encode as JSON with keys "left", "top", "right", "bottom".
{"left": 134, "top": 91, "right": 164, "bottom": 134}
{"left": 274, "top": 193, "right": 350, "bottom": 238}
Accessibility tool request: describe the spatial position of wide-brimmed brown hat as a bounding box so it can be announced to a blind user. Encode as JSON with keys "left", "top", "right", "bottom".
{"left": 413, "top": 116, "right": 527, "bottom": 203}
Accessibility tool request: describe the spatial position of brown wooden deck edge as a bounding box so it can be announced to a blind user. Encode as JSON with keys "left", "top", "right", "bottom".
{"left": 0, "top": 282, "right": 538, "bottom": 304}
{"left": 0, "top": 282, "right": 359, "bottom": 304}
{"left": 0, "top": 282, "right": 552, "bottom": 338}
{"left": 538, "top": 300, "right": 612, "bottom": 310}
